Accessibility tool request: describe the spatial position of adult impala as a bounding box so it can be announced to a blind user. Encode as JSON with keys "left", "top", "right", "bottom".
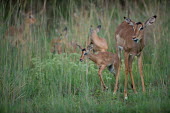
{"left": 4, "top": 0, "right": 46, "bottom": 47}
{"left": 51, "top": 27, "right": 77, "bottom": 54}
{"left": 115, "top": 15, "right": 157, "bottom": 99}
{"left": 5, "top": 11, "right": 36, "bottom": 47}
{"left": 88, "top": 25, "right": 108, "bottom": 52}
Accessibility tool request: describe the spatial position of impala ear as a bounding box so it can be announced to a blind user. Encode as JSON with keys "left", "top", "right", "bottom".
{"left": 20, "top": 11, "right": 26, "bottom": 16}
{"left": 96, "top": 25, "right": 101, "bottom": 32}
{"left": 87, "top": 44, "right": 93, "bottom": 51}
{"left": 124, "top": 17, "right": 134, "bottom": 26}
{"left": 144, "top": 15, "right": 157, "bottom": 27}
{"left": 76, "top": 44, "right": 83, "bottom": 50}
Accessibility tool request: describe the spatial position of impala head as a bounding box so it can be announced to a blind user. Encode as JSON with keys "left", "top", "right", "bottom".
{"left": 56, "top": 27, "right": 68, "bottom": 39}
{"left": 124, "top": 15, "right": 157, "bottom": 43}
{"left": 61, "top": 27, "right": 68, "bottom": 38}
{"left": 90, "top": 25, "right": 101, "bottom": 36}
{"left": 22, "top": 11, "right": 36, "bottom": 25}
{"left": 79, "top": 48, "right": 87, "bottom": 62}
{"left": 77, "top": 44, "right": 93, "bottom": 62}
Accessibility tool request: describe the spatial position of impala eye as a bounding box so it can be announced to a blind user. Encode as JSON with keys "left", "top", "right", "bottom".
{"left": 139, "top": 27, "right": 144, "bottom": 30}
{"left": 84, "top": 53, "right": 87, "bottom": 55}
{"left": 29, "top": 15, "right": 33, "bottom": 18}
{"left": 132, "top": 38, "right": 140, "bottom": 43}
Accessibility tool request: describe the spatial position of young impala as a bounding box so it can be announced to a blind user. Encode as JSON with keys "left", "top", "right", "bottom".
{"left": 50, "top": 27, "right": 77, "bottom": 54}
{"left": 115, "top": 15, "right": 157, "bottom": 99}
{"left": 87, "top": 25, "right": 108, "bottom": 52}
{"left": 77, "top": 44, "right": 120, "bottom": 92}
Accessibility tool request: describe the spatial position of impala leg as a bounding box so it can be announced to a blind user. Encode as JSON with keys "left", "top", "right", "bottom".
{"left": 113, "top": 62, "right": 120, "bottom": 94}
{"left": 57, "top": 45, "right": 62, "bottom": 54}
{"left": 98, "top": 65, "right": 108, "bottom": 90}
{"left": 18, "top": 35, "right": 25, "bottom": 45}
{"left": 11, "top": 37, "right": 19, "bottom": 47}
{"left": 117, "top": 47, "right": 122, "bottom": 65}
{"left": 124, "top": 52, "right": 129, "bottom": 99}
{"left": 129, "top": 55, "right": 137, "bottom": 94}
{"left": 73, "top": 45, "right": 77, "bottom": 53}
{"left": 52, "top": 45, "right": 56, "bottom": 54}
{"left": 138, "top": 53, "right": 146, "bottom": 92}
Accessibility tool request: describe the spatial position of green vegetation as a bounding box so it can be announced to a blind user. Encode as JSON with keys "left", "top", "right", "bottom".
{"left": 0, "top": 0, "right": 170, "bottom": 113}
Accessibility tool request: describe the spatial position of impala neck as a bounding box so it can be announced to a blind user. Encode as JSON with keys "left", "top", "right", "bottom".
{"left": 91, "top": 32, "right": 99, "bottom": 40}
{"left": 23, "top": 22, "right": 31, "bottom": 34}
{"left": 86, "top": 53, "right": 98, "bottom": 63}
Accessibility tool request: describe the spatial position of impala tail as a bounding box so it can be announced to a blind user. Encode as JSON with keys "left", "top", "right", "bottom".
{"left": 107, "top": 64, "right": 115, "bottom": 74}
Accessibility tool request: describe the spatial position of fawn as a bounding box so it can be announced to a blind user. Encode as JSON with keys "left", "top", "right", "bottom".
{"left": 77, "top": 44, "right": 120, "bottom": 92}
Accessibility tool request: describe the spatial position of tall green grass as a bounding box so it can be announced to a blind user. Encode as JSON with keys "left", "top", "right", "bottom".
{"left": 0, "top": 0, "right": 170, "bottom": 113}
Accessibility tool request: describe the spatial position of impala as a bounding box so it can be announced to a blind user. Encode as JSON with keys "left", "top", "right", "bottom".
{"left": 5, "top": 11, "right": 36, "bottom": 47}
{"left": 50, "top": 27, "right": 77, "bottom": 54}
{"left": 115, "top": 15, "right": 157, "bottom": 99}
{"left": 88, "top": 25, "right": 108, "bottom": 52}
{"left": 77, "top": 44, "right": 120, "bottom": 92}
{"left": 4, "top": 0, "right": 47, "bottom": 47}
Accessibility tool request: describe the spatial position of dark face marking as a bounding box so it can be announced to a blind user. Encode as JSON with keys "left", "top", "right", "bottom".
{"left": 82, "top": 48, "right": 86, "bottom": 51}
{"left": 136, "top": 22, "right": 142, "bottom": 25}
{"left": 80, "top": 49, "right": 86, "bottom": 62}
{"left": 140, "top": 27, "right": 144, "bottom": 30}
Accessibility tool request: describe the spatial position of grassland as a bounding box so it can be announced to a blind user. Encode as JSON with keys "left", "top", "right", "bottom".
{"left": 0, "top": 0, "right": 170, "bottom": 113}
